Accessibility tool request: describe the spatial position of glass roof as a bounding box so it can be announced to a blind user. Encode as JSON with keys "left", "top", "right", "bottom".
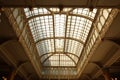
{"left": 24, "top": 8, "right": 97, "bottom": 67}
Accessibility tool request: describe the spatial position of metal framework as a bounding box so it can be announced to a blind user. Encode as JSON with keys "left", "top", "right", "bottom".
{"left": 24, "top": 7, "right": 97, "bottom": 77}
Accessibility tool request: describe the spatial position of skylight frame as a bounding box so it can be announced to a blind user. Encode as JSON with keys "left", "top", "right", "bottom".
{"left": 24, "top": 8, "right": 97, "bottom": 68}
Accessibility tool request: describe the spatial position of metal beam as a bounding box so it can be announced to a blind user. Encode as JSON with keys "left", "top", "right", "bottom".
{"left": 66, "top": 54, "right": 77, "bottom": 65}
{"left": 63, "top": 13, "right": 68, "bottom": 53}
{"left": 41, "top": 53, "right": 78, "bottom": 65}
{"left": 41, "top": 53, "right": 53, "bottom": 65}
{"left": 36, "top": 37, "right": 84, "bottom": 44}
{"left": 69, "top": 14, "right": 93, "bottom": 21}
{"left": 52, "top": 12, "right": 56, "bottom": 53}
{"left": 27, "top": 14, "right": 52, "bottom": 20}
{"left": 40, "top": 52, "right": 79, "bottom": 60}
{"left": 27, "top": 13, "right": 93, "bottom": 21}
{"left": 0, "top": 4, "right": 120, "bottom": 8}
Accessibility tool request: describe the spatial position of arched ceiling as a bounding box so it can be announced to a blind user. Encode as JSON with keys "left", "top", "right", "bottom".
{"left": 24, "top": 8, "right": 97, "bottom": 67}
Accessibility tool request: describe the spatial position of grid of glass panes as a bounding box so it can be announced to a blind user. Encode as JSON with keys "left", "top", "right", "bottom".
{"left": 65, "top": 39, "right": 83, "bottom": 57}
{"left": 71, "top": 8, "right": 97, "bottom": 19}
{"left": 67, "top": 16, "right": 92, "bottom": 43}
{"left": 24, "top": 8, "right": 98, "bottom": 68}
{"left": 24, "top": 8, "right": 50, "bottom": 18}
{"left": 43, "top": 54, "right": 75, "bottom": 66}
{"left": 54, "top": 14, "right": 66, "bottom": 37}
{"left": 28, "top": 16, "right": 53, "bottom": 42}
{"left": 60, "top": 54, "right": 75, "bottom": 66}
{"left": 36, "top": 39, "right": 54, "bottom": 56}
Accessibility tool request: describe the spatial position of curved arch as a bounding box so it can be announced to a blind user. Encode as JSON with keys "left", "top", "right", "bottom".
{"left": 42, "top": 53, "right": 77, "bottom": 66}
{"left": 41, "top": 52, "right": 79, "bottom": 65}
{"left": 69, "top": 14, "right": 93, "bottom": 21}
{"left": 27, "top": 12, "right": 93, "bottom": 21}
{"left": 28, "top": 14, "right": 51, "bottom": 20}
{"left": 0, "top": 39, "right": 18, "bottom": 46}
{"left": 36, "top": 37, "right": 84, "bottom": 45}
{"left": 65, "top": 53, "right": 77, "bottom": 65}
{"left": 40, "top": 52, "right": 79, "bottom": 59}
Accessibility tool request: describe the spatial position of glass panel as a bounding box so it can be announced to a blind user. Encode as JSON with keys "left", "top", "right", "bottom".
{"left": 54, "top": 14, "right": 66, "bottom": 37}
{"left": 103, "top": 9, "right": 109, "bottom": 19}
{"left": 65, "top": 39, "right": 83, "bottom": 56}
{"left": 67, "top": 16, "right": 92, "bottom": 42}
{"left": 71, "top": 8, "right": 97, "bottom": 19}
{"left": 36, "top": 39, "right": 54, "bottom": 56}
{"left": 97, "top": 22, "right": 102, "bottom": 31}
{"left": 60, "top": 54, "right": 75, "bottom": 66}
{"left": 68, "top": 54, "right": 78, "bottom": 63}
{"left": 28, "top": 16, "right": 53, "bottom": 42}
{"left": 100, "top": 16, "right": 105, "bottom": 26}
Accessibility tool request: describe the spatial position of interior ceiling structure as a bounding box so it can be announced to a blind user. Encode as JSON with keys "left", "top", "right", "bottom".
{"left": 0, "top": 0, "right": 120, "bottom": 80}
{"left": 23, "top": 8, "right": 98, "bottom": 78}
{"left": 24, "top": 8, "right": 97, "bottom": 67}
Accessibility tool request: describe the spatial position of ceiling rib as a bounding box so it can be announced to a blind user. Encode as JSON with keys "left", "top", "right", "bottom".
{"left": 41, "top": 52, "right": 79, "bottom": 65}
{"left": 27, "top": 14, "right": 51, "bottom": 20}
{"left": 40, "top": 52, "right": 79, "bottom": 59}
{"left": 52, "top": 12, "right": 56, "bottom": 53}
{"left": 66, "top": 54, "right": 77, "bottom": 65}
{"left": 63, "top": 13, "right": 68, "bottom": 53}
{"left": 27, "top": 13, "right": 93, "bottom": 21}
{"left": 35, "top": 37, "right": 84, "bottom": 44}
{"left": 62, "top": 13, "right": 77, "bottom": 66}
{"left": 69, "top": 14, "right": 93, "bottom": 21}
{"left": 42, "top": 53, "right": 54, "bottom": 64}
{"left": 42, "top": 53, "right": 77, "bottom": 66}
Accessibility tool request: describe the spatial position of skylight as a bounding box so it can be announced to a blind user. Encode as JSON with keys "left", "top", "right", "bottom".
{"left": 24, "top": 7, "right": 97, "bottom": 68}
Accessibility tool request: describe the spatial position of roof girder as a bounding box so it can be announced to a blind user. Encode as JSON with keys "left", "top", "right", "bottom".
{"left": 36, "top": 37, "right": 84, "bottom": 44}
